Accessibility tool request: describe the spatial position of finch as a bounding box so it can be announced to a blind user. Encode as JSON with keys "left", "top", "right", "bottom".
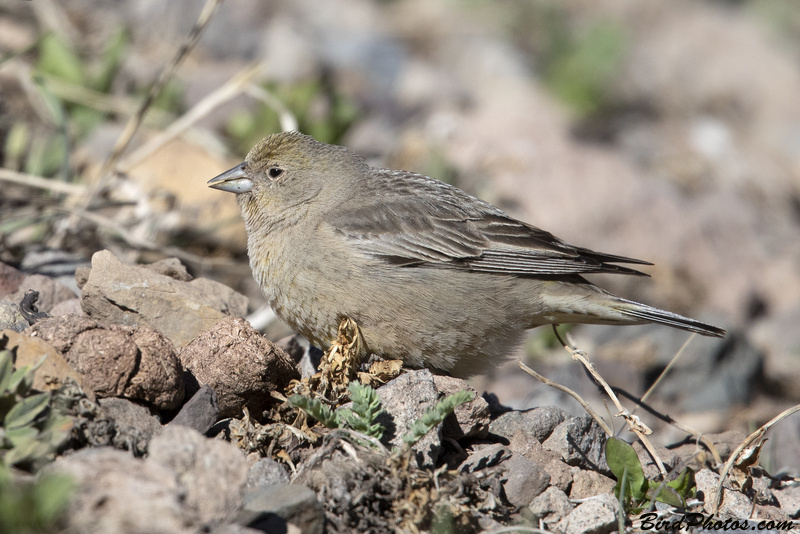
{"left": 209, "top": 131, "right": 725, "bottom": 377}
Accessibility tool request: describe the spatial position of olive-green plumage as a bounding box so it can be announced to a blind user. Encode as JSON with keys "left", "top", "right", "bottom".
{"left": 209, "top": 131, "right": 725, "bottom": 377}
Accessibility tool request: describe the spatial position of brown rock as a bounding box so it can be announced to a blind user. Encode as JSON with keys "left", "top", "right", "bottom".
{"left": 2, "top": 328, "right": 90, "bottom": 396}
{"left": 28, "top": 316, "right": 184, "bottom": 410}
{"left": 569, "top": 470, "right": 616, "bottom": 500}
{"left": 179, "top": 317, "right": 298, "bottom": 418}
{"left": 80, "top": 250, "right": 248, "bottom": 347}
{"left": 0, "top": 262, "right": 26, "bottom": 297}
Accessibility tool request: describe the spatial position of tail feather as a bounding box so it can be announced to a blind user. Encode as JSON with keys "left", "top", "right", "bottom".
{"left": 615, "top": 298, "right": 726, "bottom": 338}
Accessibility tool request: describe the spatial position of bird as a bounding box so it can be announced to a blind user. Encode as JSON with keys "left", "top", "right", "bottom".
{"left": 208, "top": 131, "right": 725, "bottom": 378}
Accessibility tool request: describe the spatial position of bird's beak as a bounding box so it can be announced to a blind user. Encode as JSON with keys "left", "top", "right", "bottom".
{"left": 207, "top": 163, "right": 253, "bottom": 193}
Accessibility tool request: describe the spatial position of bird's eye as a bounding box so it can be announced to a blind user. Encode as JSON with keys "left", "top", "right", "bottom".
{"left": 268, "top": 167, "right": 284, "bottom": 180}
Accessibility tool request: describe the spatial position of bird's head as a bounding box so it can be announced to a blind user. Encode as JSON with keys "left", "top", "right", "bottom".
{"left": 208, "top": 131, "right": 367, "bottom": 225}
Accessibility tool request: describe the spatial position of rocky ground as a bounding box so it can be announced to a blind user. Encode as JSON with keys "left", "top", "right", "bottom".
{"left": 1, "top": 0, "right": 799, "bottom": 532}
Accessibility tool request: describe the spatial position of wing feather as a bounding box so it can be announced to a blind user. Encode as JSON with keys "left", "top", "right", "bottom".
{"left": 324, "top": 169, "right": 651, "bottom": 277}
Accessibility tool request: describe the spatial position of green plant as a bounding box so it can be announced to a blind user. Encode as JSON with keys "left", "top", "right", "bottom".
{"left": 0, "top": 345, "right": 73, "bottom": 471}
{"left": 0, "top": 463, "right": 73, "bottom": 534}
{"left": 606, "top": 437, "right": 696, "bottom": 514}
{"left": 401, "top": 390, "right": 474, "bottom": 446}
{"left": 290, "top": 382, "right": 385, "bottom": 439}
{"left": 290, "top": 383, "right": 475, "bottom": 448}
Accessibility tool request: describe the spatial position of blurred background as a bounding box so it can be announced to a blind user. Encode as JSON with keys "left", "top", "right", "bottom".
{"left": 1, "top": 0, "right": 798, "bottom": 473}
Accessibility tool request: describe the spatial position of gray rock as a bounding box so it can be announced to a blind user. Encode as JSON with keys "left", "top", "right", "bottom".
{"left": 276, "top": 334, "right": 322, "bottom": 379}
{"left": 773, "top": 483, "right": 800, "bottom": 519}
{"left": 246, "top": 457, "right": 290, "bottom": 489}
{"left": 179, "top": 317, "right": 298, "bottom": 418}
{"left": 501, "top": 454, "right": 550, "bottom": 508}
{"left": 529, "top": 486, "right": 574, "bottom": 525}
{"left": 169, "top": 385, "right": 219, "bottom": 434}
{"left": 459, "top": 443, "right": 512, "bottom": 474}
{"left": 376, "top": 369, "right": 441, "bottom": 467}
{"left": 80, "top": 250, "right": 248, "bottom": 348}
{"left": 0, "top": 300, "right": 29, "bottom": 331}
{"left": 98, "top": 396, "right": 163, "bottom": 445}
{"left": 542, "top": 415, "right": 609, "bottom": 473}
{"left": 148, "top": 425, "right": 249, "bottom": 526}
{"left": 489, "top": 405, "right": 570, "bottom": 442}
{"left": 46, "top": 447, "right": 190, "bottom": 534}
{"left": 49, "top": 297, "right": 83, "bottom": 317}
{"left": 557, "top": 492, "right": 619, "bottom": 534}
{"left": 240, "top": 484, "right": 324, "bottom": 534}
{"left": 695, "top": 468, "right": 753, "bottom": 518}
{"left": 433, "top": 374, "right": 490, "bottom": 440}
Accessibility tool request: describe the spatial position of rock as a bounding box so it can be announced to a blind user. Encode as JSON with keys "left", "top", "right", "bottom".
{"left": 528, "top": 486, "right": 574, "bottom": 525}
{"left": 49, "top": 297, "right": 83, "bottom": 317}
{"left": 98, "top": 397, "right": 163, "bottom": 443}
{"left": 542, "top": 415, "right": 609, "bottom": 473}
{"left": 489, "top": 405, "right": 570, "bottom": 442}
{"left": 459, "top": 444, "right": 512, "bottom": 474}
{"left": 47, "top": 447, "right": 190, "bottom": 534}
{"left": 544, "top": 459, "right": 576, "bottom": 493}
{"left": 507, "top": 428, "right": 560, "bottom": 464}
{"left": 556, "top": 492, "right": 619, "bottom": 534}
{"left": 246, "top": 458, "right": 290, "bottom": 489}
{"left": 501, "top": 454, "right": 550, "bottom": 508}
{"left": 433, "top": 375, "right": 490, "bottom": 440}
{"left": 0, "top": 262, "right": 26, "bottom": 297}
{"left": 179, "top": 317, "right": 298, "bottom": 418}
{"left": 80, "top": 250, "right": 248, "bottom": 347}
{"left": 28, "top": 316, "right": 184, "bottom": 410}
{"left": 0, "top": 301, "right": 28, "bottom": 331}
{"left": 1, "top": 328, "right": 88, "bottom": 395}
{"left": 169, "top": 385, "right": 219, "bottom": 434}
{"left": 376, "top": 369, "right": 441, "bottom": 467}
{"left": 569, "top": 470, "right": 616, "bottom": 500}
{"left": 148, "top": 425, "right": 249, "bottom": 526}
{"left": 239, "top": 484, "right": 324, "bottom": 534}
{"left": 276, "top": 334, "right": 322, "bottom": 379}
{"left": 695, "top": 468, "right": 752, "bottom": 518}
{"left": 144, "top": 257, "right": 193, "bottom": 281}
{"left": 773, "top": 483, "right": 800, "bottom": 519}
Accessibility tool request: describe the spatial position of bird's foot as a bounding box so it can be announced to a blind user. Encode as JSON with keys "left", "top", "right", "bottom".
{"left": 311, "top": 316, "right": 364, "bottom": 401}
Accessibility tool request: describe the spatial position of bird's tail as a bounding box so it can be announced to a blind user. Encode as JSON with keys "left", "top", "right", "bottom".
{"left": 613, "top": 297, "right": 726, "bottom": 338}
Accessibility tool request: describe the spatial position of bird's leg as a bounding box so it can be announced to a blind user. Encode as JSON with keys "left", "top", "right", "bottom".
{"left": 313, "top": 316, "right": 364, "bottom": 400}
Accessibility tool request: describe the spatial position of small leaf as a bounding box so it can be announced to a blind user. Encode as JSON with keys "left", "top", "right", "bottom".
{"left": 666, "top": 467, "right": 696, "bottom": 500}
{"left": 605, "top": 437, "right": 648, "bottom": 501}
{"left": 5, "top": 393, "right": 50, "bottom": 430}
{"left": 0, "top": 351, "right": 13, "bottom": 392}
{"left": 4, "top": 438, "right": 51, "bottom": 467}
{"left": 37, "top": 33, "right": 85, "bottom": 86}
{"left": 648, "top": 482, "right": 685, "bottom": 508}
{"left": 4, "top": 425, "right": 38, "bottom": 448}
{"left": 289, "top": 395, "right": 339, "bottom": 428}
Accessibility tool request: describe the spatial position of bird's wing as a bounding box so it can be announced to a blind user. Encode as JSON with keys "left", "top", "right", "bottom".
{"left": 323, "top": 172, "right": 651, "bottom": 277}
